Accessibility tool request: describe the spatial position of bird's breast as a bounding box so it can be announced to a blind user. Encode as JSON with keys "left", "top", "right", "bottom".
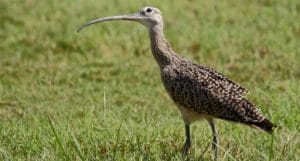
{"left": 160, "top": 67, "right": 213, "bottom": 114}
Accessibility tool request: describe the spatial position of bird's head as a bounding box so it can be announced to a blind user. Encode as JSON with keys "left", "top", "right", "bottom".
{"left": 77, "top": 6, "right": 163, "bottom": 32}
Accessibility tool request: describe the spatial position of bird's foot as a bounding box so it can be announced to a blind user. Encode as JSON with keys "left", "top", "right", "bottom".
{"left": 181, "top": 140, "right": 191, "bottom": 156}
{"left": 211, "top": 142, "right": 218, "bottom": 161}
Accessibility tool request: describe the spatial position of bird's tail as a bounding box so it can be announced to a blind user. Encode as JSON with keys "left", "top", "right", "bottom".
{"left": 249, "top": 118, "right": 275, "bottom": 134}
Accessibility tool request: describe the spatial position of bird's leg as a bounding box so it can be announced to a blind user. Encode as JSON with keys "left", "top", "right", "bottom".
{"left": 182, "top": 124, "right": 191, "bottom": 156}
{"left": 208, "top": 119, "right": 218, "bottom": 161}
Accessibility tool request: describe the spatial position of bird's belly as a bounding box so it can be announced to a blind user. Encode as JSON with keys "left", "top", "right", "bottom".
{"left": 178, "top": 105, "right": 208, "bottom": 124}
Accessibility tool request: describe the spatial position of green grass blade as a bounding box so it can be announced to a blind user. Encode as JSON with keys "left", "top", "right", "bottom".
{"left": 69, "top": 129, "right": 86, "bottom": 161}
{"left": 112, "top": 121, "right": 123, "bottom": 157}
{"left": 47, "top": 116, "right": 71, "bottom": 161}
{"left": 268, "top": 133, "right": 275, "bottom": 161}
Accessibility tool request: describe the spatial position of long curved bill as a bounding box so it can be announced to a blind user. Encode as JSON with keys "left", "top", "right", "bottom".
{"left": 77, "top": 13, "right": 144, "bottom": 32}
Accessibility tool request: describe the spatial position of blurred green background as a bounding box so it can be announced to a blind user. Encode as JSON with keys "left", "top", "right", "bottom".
{"left": 0, "top": 0, "right": 299, "bottom": 160}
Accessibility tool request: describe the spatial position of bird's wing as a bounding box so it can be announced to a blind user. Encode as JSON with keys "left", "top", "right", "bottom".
{"left": 162, "top": 62, "right": 262, "bottom": 123}
{"left": 191, "top": 64, "right": 263, "bottom": 123}
{"left": 198, "top": 64, "right": 250, "bottom": 95}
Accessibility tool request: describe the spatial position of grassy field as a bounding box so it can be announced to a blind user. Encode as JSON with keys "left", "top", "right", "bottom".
{"left": 0, "top": 0, "right": 299, "bottom": 160}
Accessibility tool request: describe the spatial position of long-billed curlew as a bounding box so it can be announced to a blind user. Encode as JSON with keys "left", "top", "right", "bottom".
{"left": 77, "top": 7, "right": 275, "bottom": 160}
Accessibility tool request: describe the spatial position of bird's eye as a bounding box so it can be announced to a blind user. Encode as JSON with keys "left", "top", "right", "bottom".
{"left": 146, "top": 8, "right": 153, "bottom": 13}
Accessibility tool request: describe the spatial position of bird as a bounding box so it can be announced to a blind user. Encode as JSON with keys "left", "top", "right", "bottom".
{"left": 77, "top": 6, "right": 275, "bottom": 160}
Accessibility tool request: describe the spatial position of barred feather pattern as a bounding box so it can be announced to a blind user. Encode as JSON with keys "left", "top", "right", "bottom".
{"left": 161, "top": 61, "right": 264, "bottom": 124}
{"left": 148, "top": 24, "right": 273, "bottom": 133}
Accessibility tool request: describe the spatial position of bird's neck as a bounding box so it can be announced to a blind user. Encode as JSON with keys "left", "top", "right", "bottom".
{"left": 148, "top": 25, "right": 178, "bottom": 68}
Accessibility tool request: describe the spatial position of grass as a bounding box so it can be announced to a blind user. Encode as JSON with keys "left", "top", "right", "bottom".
{"left": 0, "top": 0, "right": 299, "bottom": 160}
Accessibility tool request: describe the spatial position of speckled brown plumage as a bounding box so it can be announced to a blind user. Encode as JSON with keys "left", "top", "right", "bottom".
{"left": 78, "top": 6, "right": 275, "bottom": 160}
{"left": 149, "top": 23, "right": 273, "bottom": 132}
